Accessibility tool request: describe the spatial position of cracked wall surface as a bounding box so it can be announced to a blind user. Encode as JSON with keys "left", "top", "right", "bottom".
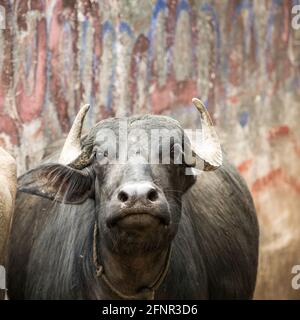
{"left": 0, "top": 0, "right": 299, "bottom": 299}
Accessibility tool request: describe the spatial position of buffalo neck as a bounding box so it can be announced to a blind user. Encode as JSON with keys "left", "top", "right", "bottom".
{"left": 97, "top": 239, "right": 170, "bottom": 298}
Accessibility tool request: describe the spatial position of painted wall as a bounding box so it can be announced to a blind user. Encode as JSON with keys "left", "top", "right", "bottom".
{"left": 0, "top": 0, "right": 299, "bottom": 299}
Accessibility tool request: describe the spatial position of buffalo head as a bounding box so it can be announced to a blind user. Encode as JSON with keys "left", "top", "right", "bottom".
{"left": 18, "top": 99, "right": 222, "bottom": 256}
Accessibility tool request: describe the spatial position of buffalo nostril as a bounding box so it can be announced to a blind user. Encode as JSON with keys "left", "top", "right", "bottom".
{"left": 118, "top": 191, "right": 129, "bottom": 203}
{"left": 147, "top": 189, "right": 159, "bottom": 202}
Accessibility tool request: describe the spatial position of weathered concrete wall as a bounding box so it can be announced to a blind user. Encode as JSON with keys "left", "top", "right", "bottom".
{"left": 0, "top": 0, "right": 299, "bottom": 299}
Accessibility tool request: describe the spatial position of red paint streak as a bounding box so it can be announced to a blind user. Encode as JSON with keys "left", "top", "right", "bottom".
{"left": 0, "top": 88, "right": 5, "bottom": 113}
{"left": 16, "top": 18, "right": 47, "bottom": 123}
{"left": 151, "top": 78, "right": 197, "bottom": 114}
{"left": 166, "top": 0, "right": 178, "bottom": 51}
{"left": 226, "top": 90, "right": 247, "bottom": 105}
{"left": 150, "top": 79, "right": 174, "bottom": 113}
{"left": 266, "top": 126, "right": 300, "bottom": 160}
{"left": 291, "top": 136, "right": 300, "bottom": 159}
{"left": 0, "top": 7, "right": 13, "bottom": 114}
{"left": 224, "top": 0, "right": 236, "bottom": 34}
{"left": 293, "top": 142, "right": 300, "bottom": 158}
{"left": 0, "top": 137, "right": 5, "bottom": 147}
{"left": 227, "top": 95, "right": 239, "bottom": 105}
{"left": 282, "top": 0, "right": 290, "bottom": 43}
{"left": 48, "top": 0, "right": 63, "bottom": 49}
{"left": 267, "top": 125, "right": 290, "bottom": 141}
{"left": 49, "top": 0, "right": 71, "bottom": 132}
{"left": 252, "top": 168, "right": 300, "bottom": 195}
{"left": 252, "top": 168, "right": 283, "bottom": 194}
{"left": 237, "top": 159, "right": 253, "bottom": 174}
{"left": 129, "top": 34, "right": 150, "bottom": 112}
{"left": 284, "top": 174, "right": 300, "bottom": 194}
{"left": 0, "top": 114, "right": 19, "bottom": 145}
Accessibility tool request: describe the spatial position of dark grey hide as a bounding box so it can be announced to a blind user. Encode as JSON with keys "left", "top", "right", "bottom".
{"left": 7, "top": 115, "right": 259, "bottom": 299}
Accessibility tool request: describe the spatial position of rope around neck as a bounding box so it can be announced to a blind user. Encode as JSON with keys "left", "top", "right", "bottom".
{"left": 92, "top": 223, "right": 171, "bottom": 300}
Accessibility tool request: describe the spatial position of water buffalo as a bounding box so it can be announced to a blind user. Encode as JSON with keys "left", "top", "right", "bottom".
{"left": 0, "top": 147, "right": 16, "bottom": 299}
{"left": 7, "top": 99, "right": 259, "bottom": 299}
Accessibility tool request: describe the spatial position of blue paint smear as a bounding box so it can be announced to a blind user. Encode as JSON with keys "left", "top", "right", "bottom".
{"left": 101, "top": 21, "right": 116, "bottom": 112}
{"left": 218, "top": 0, "right": 257, "bottom": 126}
{"left": 147, "top": 0, "right": 191, "bottom": 78}
{"left": 146, "top": 0, "right": 167, "bottom": 111}
{"left": 119, "top": 21, "right": 134, "bottom": 38}
{"left": 153, "top": 0, "right": 166, "bottom": 18}
{"left": 147, "top": 0, "right": 167, "bottom": 72}
{"left": 234, "top": 0, "right": 252, "bottom": 15}
{"left": 231, "top": 0, "right": 256, "bottom": 60}
{"left": 102, "top": 20, "right": 114, "bottom": 35}
{"left": 235, "top": 0, "right": 257, "bottom": 61}
{"left": 176, "top": 0, "right": 190, "bottom": 20}
{"left": 239, "top": 111, "right": 249, "bottom": 127}
{"left": 200, "top": 3, "right": 222, "bottom": 67}
{"left": 266, "top": 0, "right": 284, "bottom": 50}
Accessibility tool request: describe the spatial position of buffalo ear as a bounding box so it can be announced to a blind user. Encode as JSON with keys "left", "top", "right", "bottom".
{"left": 18, "top": 164, "right": 94, "bottom": 204}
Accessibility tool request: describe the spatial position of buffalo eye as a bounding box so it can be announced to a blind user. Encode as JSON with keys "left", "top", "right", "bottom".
{"left": 95, "top": 149, "right": 109, "bottom": 164}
